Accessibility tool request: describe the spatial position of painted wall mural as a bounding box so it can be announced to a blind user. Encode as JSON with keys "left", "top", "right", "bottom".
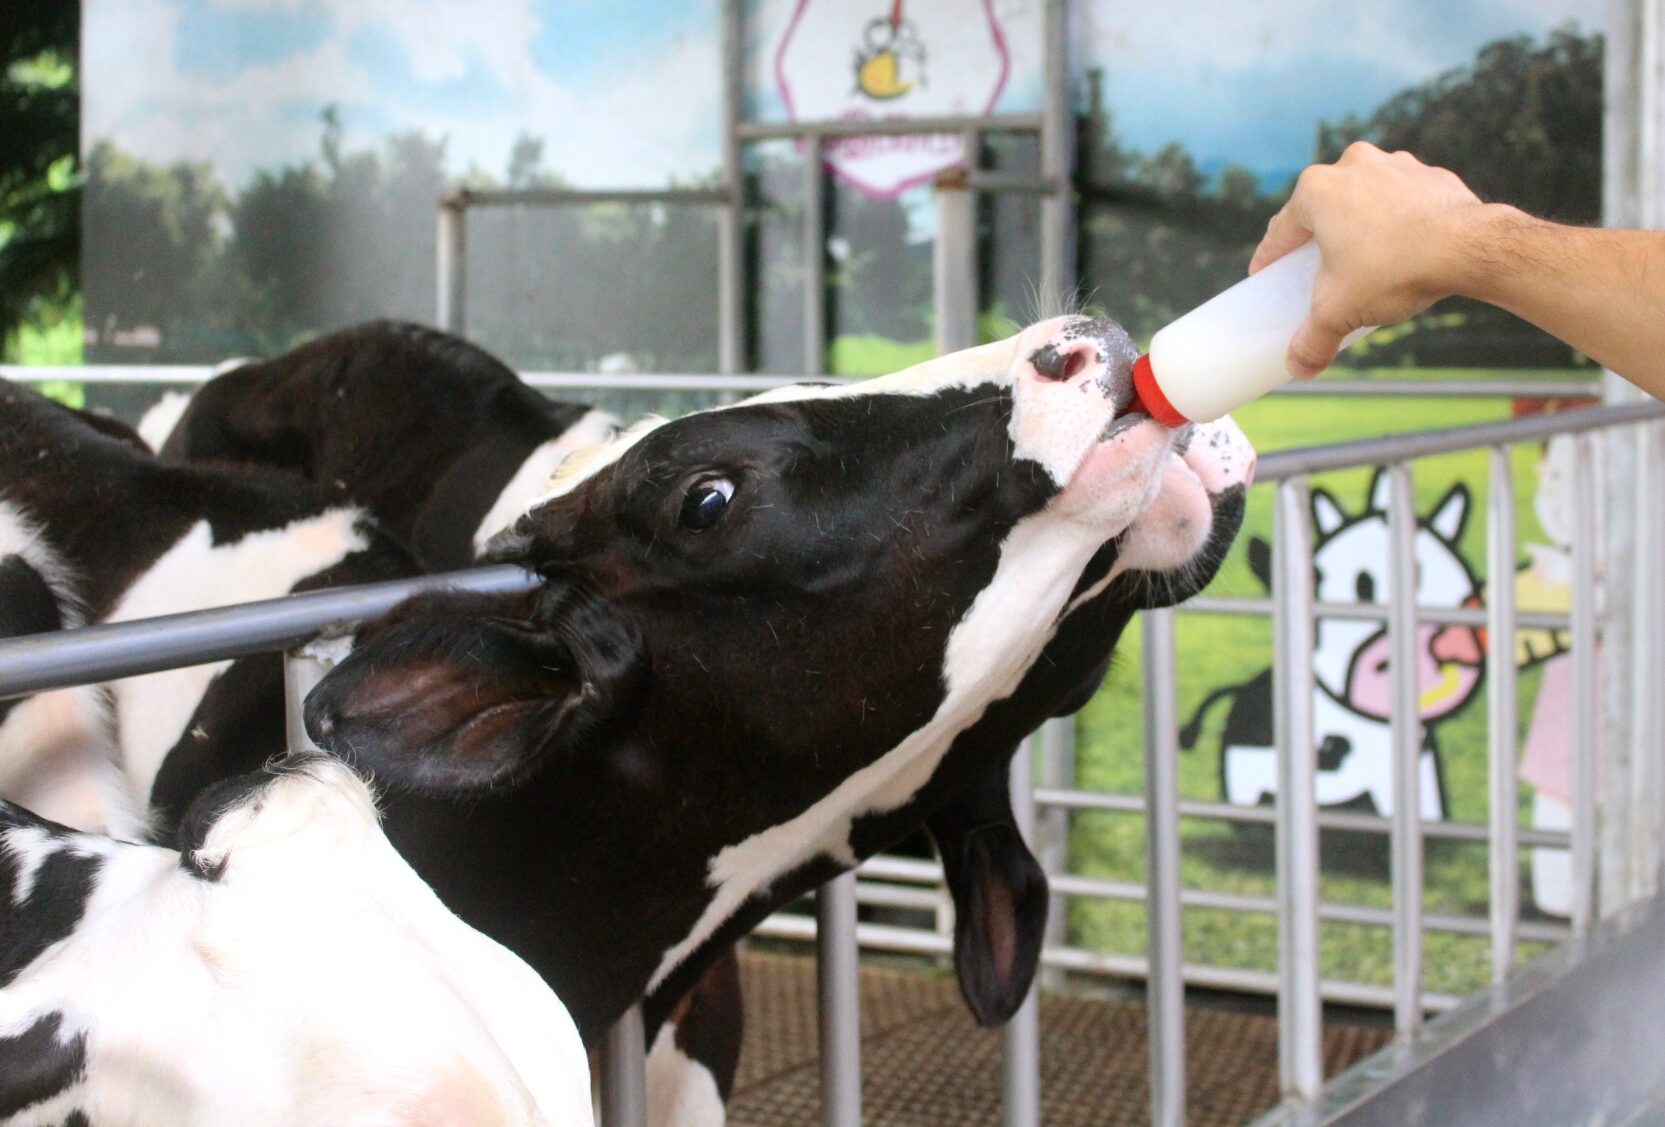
{"left": 1184, "top": 470, "right": 1486, "bottom": 823}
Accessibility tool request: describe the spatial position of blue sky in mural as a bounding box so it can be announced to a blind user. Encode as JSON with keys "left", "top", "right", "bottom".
{"left": 85, "top": 0, "right": 1600, "bottom": 192}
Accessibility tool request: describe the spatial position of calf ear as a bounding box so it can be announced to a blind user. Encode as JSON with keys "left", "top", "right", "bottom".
{"left": 304, "top": 583, "right": 646, "bottom": 794}
{"left": 928, "top": 767, "right": 1049, "bottom": 1027}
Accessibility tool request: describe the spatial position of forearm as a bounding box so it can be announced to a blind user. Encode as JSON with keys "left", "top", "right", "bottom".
{"left": 1457, "top": 205, "right": 1665, "bottom": 398}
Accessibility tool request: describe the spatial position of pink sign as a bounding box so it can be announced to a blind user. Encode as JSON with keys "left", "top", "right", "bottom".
{"left": 774, "top": 0, "right": 1011, "bottom": 199}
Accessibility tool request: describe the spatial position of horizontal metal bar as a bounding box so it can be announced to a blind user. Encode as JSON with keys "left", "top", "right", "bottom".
{"left": 0, "top": 565, "right": 538, "bottom": 700}
{"left": 856, "top": 855, "right": 945, "bottom": 884}
{"left": 1273, "top": 378, "right": 1598, "bottom": 399}
{"left": 754, "top": 914, "right": 1462, "bottom": 1013}
{"left": 0, "top": 367, "right": 1601, "bottom": 402}
{"left": 1044, "top": 873, "right": 1569, "bottom": 944}
{"left": 0, "top": 366, "right": 849, "bottom": 393}
{"left": 444, "top": 186, "right": 731, "bottom": 209}
{"left": 1182, "top": 596, "right": 1568, "bottom": 631}
{"left": 962, "top": 172, "right": 1061, "bottom": 195}
{"left": 1256, "top": 401, "right": 1664, "bottom": 482}
{"left": 736, "top": 113, "right": 1043, "bottom": 141}
{"left": 1031, "top": 788, "right": 1573, "bottom": 849}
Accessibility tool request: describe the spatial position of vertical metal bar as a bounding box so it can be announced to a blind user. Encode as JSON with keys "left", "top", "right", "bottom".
{"left": 716, "top": 0, "right": 745, "bottom": 375}
{"left": 1571, "top": 434, "right": 1599, "bottom": 932}
{"left": 1273, "top": 478, "right": 1323, "bottom": 1102}
{"left": 803, "top": 136, "right": 826, "bottom": 376}
{"left": 933, "top": 136, "right": 979, "bottom": 355}
{"left": 436, "top": 200, "right": 466, "bottom": 333}
{"left": 1486, "top": 446, "right": 1520, "bottom": 983}
{"left": 1142, "top": 608, "right": 1185, "bottom": 1127}
{"left": 817, "top": 872, "right": 862, "bottom": 1127}
{"left": 1002, "top": 738, "right": 1041, "bottom": 1127}
{"left": 1037, "top": 716, "right": 1075, "bottom": 992}
{"left": 1387, "top": 463, "right": 1425, "bottom": 1038}
{"left": 1651, "top": 422, "right": 1665, "bottom": 894}
{"left": 1038, "top": 0, "right": 1074, "bottom": 314}
{"left": 282, "top": 649, "right": 328, "bottom": 754}
{"left": 600, "top": 1005, "right": 648, "bottom": 1127}
{"left": 1630, "top": 422, "right": 1663, "bottom": 900}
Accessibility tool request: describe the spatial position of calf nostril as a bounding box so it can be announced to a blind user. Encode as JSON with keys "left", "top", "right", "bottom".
{"left": 1030, "top": 343, "right": 1094, "bottom": 382}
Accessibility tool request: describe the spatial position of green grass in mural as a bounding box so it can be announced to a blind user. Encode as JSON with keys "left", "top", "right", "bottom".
{"left": 1062, "top": 381, "right": 1571, "bottom": 999}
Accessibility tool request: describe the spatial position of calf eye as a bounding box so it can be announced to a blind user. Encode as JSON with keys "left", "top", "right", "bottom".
{"left": 680, "top": 477, "right": 736, "bottom": 531}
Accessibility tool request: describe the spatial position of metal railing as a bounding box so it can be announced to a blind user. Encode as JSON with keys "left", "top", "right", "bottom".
{"left": 4, "top": 365, "right": 1649, "bottom": 1125}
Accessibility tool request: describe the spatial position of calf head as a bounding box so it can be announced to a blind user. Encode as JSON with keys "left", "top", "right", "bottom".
{"left": 306, "top": 315, "right": 1252, "bottom": 1030}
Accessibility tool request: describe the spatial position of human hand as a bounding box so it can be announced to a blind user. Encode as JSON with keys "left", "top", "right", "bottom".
{"left": 1251, "top": 142, "right": 1489, "bottom": 377}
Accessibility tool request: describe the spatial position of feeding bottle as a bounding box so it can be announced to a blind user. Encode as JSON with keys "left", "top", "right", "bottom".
{"left": 1131, "top": 241, "right": 1374, "bottom": 427}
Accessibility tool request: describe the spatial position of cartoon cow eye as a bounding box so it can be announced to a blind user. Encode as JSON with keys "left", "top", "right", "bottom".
{"left": 680, "top": 477, "right": 736, "bottom": 531}
{"left": 1355, "top": 571, "right": 1376, "bottom": 603}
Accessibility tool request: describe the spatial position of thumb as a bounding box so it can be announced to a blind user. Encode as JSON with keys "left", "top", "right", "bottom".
{"left": 1286, "top": 316, "right": 1346, "bottom": 379}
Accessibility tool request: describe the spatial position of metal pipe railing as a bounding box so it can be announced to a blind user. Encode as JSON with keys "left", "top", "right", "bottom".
{"left": 1387, "top": 463, "right": 1425, "bottom": 1039}
{"left": 1142, "top": 609, "right": 1186, "bottom": 1127}
{"left": 1272, "top": 478, "right": 1324, "bottom": 1102}
{"left": 1486, "top": 446, "right": 1521, "bottom": 983}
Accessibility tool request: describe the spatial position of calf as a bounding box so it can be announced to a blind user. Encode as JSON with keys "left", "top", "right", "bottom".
{"left": 155, "top": 320, "right": 616, "bottom": 569}
{"left": 304, "top": 314, "right": 1254, "bottom": 1050}
{"left": 0, "top": 382, "right": 416, "bottom": 838}
{"left": 0, "top": 754, "right": 590, "bottom": 1125}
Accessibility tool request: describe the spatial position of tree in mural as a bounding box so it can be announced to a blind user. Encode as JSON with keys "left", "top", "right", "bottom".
{"left": 0, "top": 0, "right": 79, "bottom": 355}
{"left": 1315, "top": 28, "right": 1601, "bottom": 366}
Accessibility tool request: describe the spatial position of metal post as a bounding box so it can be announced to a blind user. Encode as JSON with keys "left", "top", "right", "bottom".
{"left": 436, "top": 199, "right": 466, "bottom": 333}
{"left": 282, "top": 649, "right": 330, "bottom": 754}
{"left": 1571, "top": 435, "right": 1599, "bottom": 933}
{"left": 817, "top": 872, "right": 862, "bottom": 1127}
{"left": 717, "top": 0, "right": 746, "bottom": 375}
{"left": 1629, "top": 421, "right": 1664, "bottom": 901}
{"left": 1002, "top": 738, "right": 1041, "bottom": 1127}
{"left": 1272, "top": 478, "right": 1323, "bottom": 1102}
{"left": 1388, "top": 463, "right": 1425, "bottom": 1038}
{"left": 1486, "top": 446, "right": 1520, "bottom": 983}
{"left": 803, "top": 136, "right": 826, "bottom": 376}
{"left": 1038, "top": 0, "right": 1074, "bottom": 314}
{"left": 600, "top": 1005, "right": 648, "bottom": 1127}
{"left": 1038, "top": 715, "right": 1075, "bottom": 992}
{"left": 1142, "top": 608, "right": 1185, "bottom": 1127}
{"left": 934, "top": 136, "right": 980, "bottom": 355}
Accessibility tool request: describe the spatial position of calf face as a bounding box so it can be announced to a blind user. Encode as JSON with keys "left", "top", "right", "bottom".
{"left": 0, "top": 755, "right": 590, "bottom": 1126}
{"left": 307, "top": 315, "right": 1252, "bottom": 1036}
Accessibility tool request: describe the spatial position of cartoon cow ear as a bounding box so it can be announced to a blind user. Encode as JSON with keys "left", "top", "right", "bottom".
{"left": 1368, "top": 466, "right": 1393, "bottom": 514}
{"left": 1310, "top": 489, "right": 1347, "bottom": 536}
{"left": 1427, "top": 482, "right": 1472, "bottom": 543}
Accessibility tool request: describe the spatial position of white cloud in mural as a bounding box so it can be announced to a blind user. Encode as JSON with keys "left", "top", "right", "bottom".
{"left": 83, "top": 0, "right": 721, "bottom": 189}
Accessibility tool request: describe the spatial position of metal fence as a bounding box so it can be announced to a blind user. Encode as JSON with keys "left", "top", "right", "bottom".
{"left": 2, "top": 364, "right": 1659, "bottom": 1125}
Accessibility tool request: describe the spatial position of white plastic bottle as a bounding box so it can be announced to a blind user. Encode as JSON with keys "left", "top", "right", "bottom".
{"left": 1131, "top": 241, "right": 1374, "bottom": 426}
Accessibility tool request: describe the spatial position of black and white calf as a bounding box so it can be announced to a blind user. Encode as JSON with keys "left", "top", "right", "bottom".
{"left": 155, "top": 320, "right": 615, "bottom": 569}
{"left": 0, "top": 755, "right": 590, "bottom": 1125}
{"left": 0, "top": 381, "right": 416, "bottom": 837}
{"left": 305, "top": 315, "right": 1253, "bottom": 1066}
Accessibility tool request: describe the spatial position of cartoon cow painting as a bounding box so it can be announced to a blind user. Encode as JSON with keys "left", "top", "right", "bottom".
{"left": 1182, "top": 469, "right": 1486, "bottom": 820}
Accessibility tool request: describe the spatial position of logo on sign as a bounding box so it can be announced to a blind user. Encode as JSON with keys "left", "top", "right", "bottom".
{"left": 775, "top": 0, "right": 1010, "bottom": 199}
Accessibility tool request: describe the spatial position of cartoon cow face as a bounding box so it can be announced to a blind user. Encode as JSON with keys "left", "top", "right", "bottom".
{"left": 1309, "top": 470, "right": 1485, "bottom": 724}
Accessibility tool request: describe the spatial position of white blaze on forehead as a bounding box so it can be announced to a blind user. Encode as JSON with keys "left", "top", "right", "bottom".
{"left": 525, "top": 334, "right": 1033, "bottom": 512}
{"left": 106, "top": 510, "right": 370, "bottom": 805}
{"left": 472, "top": 409, "right": 618, "bottom": 556}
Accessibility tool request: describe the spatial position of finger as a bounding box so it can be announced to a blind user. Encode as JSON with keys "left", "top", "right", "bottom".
{"left": 1250, "top": 207, "right": 1313, "bottom": 274}
{"left": 1286, "top": 316, "right": 1346, "bottom": 379}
